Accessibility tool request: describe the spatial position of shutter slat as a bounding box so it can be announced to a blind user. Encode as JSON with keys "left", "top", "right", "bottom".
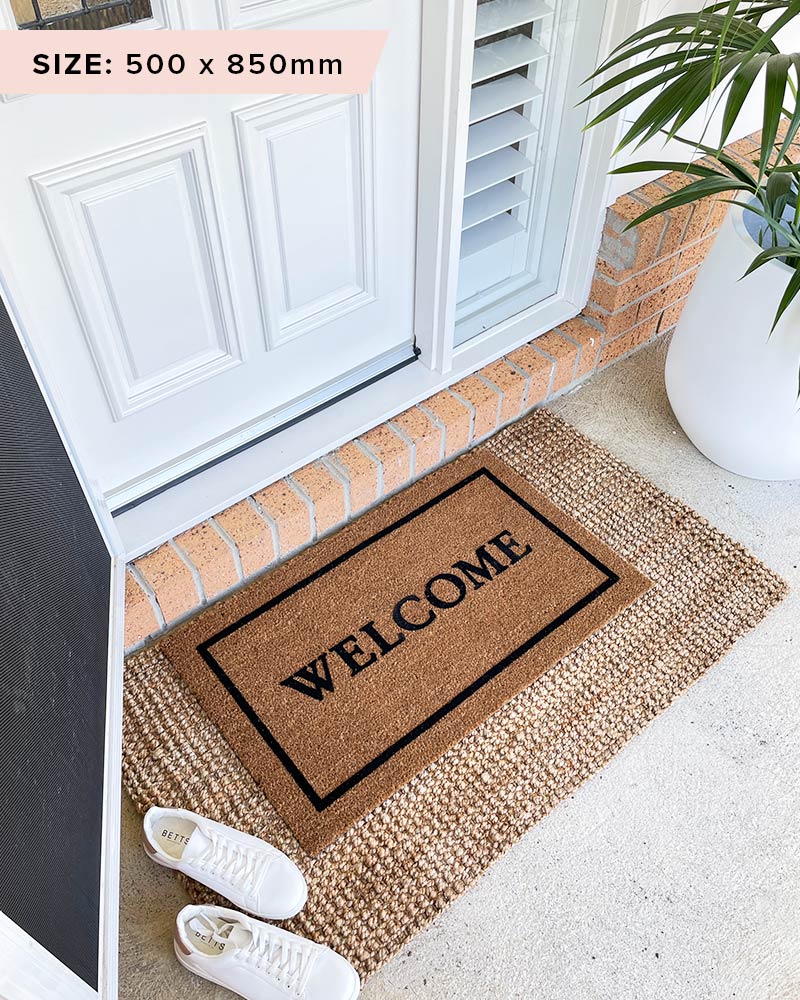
{"left": 460, "top": 215, "right": 525, "bottom": 259}
{"left": 465, "top": 147, "right": 534, "bottom": 197}
{"left": 475, "top": 0, "right": 553, "bottom": 40}
{"left": 462, "top": 180, "right": 528, "bottom": 230}
{"left": 472, "top": 35, "right": 548, "bottom": 84}
{"left": 467, "top": 111, "right": 537, "bottom": 161}
{"left": 469, "top": 73, "right": 542, "bottom": 124}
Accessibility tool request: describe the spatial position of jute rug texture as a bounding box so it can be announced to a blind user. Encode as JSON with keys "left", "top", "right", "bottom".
{"left": 122, "top": 411, "right": 786, "bottom": 980}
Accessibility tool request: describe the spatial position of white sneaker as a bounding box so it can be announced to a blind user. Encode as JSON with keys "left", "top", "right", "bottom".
{"left": 174, "top": 904, "right": 360, "bottom": 1000}
{"left": 143, "top": 806, "right": 307, "bottom": 920}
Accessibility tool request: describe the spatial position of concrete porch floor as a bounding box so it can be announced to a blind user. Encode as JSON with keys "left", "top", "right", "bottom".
{"left": 118, "top": 336, "right": 800, "bottom": 1000}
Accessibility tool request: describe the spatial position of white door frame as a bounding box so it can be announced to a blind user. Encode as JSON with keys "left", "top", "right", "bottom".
{"left": 0, "top": 244, "right": 126, "bottom": 1000}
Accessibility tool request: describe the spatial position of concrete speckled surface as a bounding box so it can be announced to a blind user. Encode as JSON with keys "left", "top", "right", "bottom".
{"left": 118, "top": 338, "right": 800, "bottom": 1000}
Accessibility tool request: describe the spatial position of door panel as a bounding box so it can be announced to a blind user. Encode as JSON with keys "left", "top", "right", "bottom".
{"left": 0, "top": 0, "right": 422, "bottom": 507}
{"left": 235, "top": 93, "right": 376, "bottom": 346}
{"left": 33, "top": 124, "right": 243, "bottom": 420}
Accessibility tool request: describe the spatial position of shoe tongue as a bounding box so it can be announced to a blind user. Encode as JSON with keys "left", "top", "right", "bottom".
{"left": 181, "top": 826, "right": 212, "bottom": 861}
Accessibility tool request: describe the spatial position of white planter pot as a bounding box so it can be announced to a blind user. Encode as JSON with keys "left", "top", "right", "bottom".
{"left": 665, "top": 201, "right": 800, "bottom": 480}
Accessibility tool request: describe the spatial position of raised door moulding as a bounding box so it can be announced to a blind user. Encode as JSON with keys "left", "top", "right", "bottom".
{"left": 31, "top": 123, "right": 243, "bottom": 421}
{"left": 234, "top": 93, "right": 376, "bottom": 349}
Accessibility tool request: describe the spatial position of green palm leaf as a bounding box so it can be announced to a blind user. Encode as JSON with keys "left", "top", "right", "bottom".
{"left": 771, "top": 258, "right": 800, "bottom": 331}
{"left": 621, "top": 176, "right": 755, "bottom": 231}
{"left": 720, "top": 52, "right": 771, "bottom": 145}
{"left": 668, "top": 133, "right": 760, "bottom": 185}
{"left": 584, "top": 0, "right": 800, "bottom": 391}
{"left": 585, "top": 7, "right": 785, "bottom": 156}
{"left": 609, "top": 159, "right": 723, "bottom": 178}
{"left": 742, "top": 246, "right": 800, "bottom": 277}
{"left": 761, "top": 54, "right": 795, "bottom": 174}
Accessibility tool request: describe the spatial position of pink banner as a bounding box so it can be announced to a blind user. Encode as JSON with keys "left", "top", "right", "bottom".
{"left": 0, "top": 30, "right": 387, "bottom": 95}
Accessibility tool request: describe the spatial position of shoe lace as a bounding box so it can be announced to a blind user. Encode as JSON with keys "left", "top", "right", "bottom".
{"left": 244, "top": 923, "right": 316, "bottom": 997}
{"left": 193, "top": 830, "right": 270, "bottom": 898}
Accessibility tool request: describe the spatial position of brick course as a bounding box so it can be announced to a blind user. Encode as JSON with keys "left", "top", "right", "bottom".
{"left": 133, "top": 543, "right": 199, "bottom": 627}
{"left": 390, "top": 407, "right": 444, "bottom": 475}
{"left": 359, "top": 424, "right": 412, "bottom": 495}
{"left": 173, "top": 521, "right": 240, "bottom": 602}
{"left": 450, "top": 375, "right": 501, "bottom": 441}
{"left": 479, "top": 360, "right": 528, "bottom": 423}
{"left": 292, "top": 461, "right": 348, "bottom": 536}
{"left": 123, "top": 568, "right": 161, "bottom": 650}
{"left": 213, "top": 499, "right": 276, "bottom": 579}
{"left": 505, "top": 344, "right": 554, "bottom": 405}
{"left": 332, "top": 442, "right": 380, "bottom": 515}
{"left": 252, "top": 481, "right": 312, "bottom": 556}
{"left": 531, "top": 330, "right": 580, "bottom": 392}
{"left": 422, "top": 392, "right": 473, "bottom": 457}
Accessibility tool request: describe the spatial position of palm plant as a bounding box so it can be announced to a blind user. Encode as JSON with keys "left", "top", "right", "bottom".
{"left": 584, "top": 0, "right": 800, "bottom": 334}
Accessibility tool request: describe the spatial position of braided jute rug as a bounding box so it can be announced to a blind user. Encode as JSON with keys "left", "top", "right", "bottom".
{"left": 122, "top": 410, "right": 787, "bottom": 980}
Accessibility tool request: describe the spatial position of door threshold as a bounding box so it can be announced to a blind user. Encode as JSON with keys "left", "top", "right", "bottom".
{"left": 116, "top": 359, "right": 445, "bottom": 559}
{"left": 112, "top": 349, "right": 420, "bottom": 517}
{"left": 108, "top": 343, "right": 418, "bottom": 514}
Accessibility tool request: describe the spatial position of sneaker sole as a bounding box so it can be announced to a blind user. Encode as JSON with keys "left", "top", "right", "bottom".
{"left": 173, "top": 939, "right": 361, "bottom": 1000}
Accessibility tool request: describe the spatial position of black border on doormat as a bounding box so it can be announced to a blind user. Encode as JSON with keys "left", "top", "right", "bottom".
{"left": 196, "top": 467, "right": 620, "bottom": 813}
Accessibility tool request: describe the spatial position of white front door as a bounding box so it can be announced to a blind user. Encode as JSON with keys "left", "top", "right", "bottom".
{"left": 0, "top": 0, "right": 422, "bottom": 510}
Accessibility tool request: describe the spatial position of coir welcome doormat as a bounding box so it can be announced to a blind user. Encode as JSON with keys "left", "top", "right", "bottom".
{"left": 123, "top": 411, "right": 786, "bottom": 979}
{"left": 159, "top": 449, "right": 650, "bottom": 853}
